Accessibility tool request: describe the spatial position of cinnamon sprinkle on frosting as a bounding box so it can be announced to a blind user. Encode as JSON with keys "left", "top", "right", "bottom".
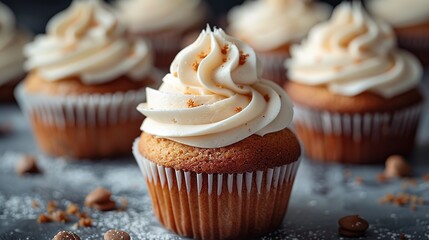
{"left": 239, "top": 51, "right": 249, "bottom": 65}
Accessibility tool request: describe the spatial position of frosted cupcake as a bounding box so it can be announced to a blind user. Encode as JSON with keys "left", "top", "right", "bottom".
{"left": 133, "top": 26, "right": 301, "bottom": 239}
{"left": 16, "top": 0, "right": 157, "bottom": 159}
{"left": 367, "top": 0, "right": 429, "bottom": 66}
{"left": 0, "top": 2, "right": 31, "bottom": 102}
{"left": 227, "top": 0, "right": 331, "bottom": 85}
{"left": 285, "top": 2, "right": 424, "bottom": 164}
{"left": 117, "top": 0, "right": 207, "bottom": 69}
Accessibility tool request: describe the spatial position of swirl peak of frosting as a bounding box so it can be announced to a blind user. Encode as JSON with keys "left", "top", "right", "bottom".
{"left": 228, "top": 0, "right": 331, "bottom": 51}
{"left": 24, "top": 0, "right": 152, "bottom": 85}
{"left": 138, "top": 26, "right": 294, "bottom": 148}
{"left": 367, "top": 0, "right": 429, "bottom": 27}
{"left": 0, "top": 2, "right": 31, "bottom": 86}
{"left": 287, "top": 2, "right": 422, "bottom": 98}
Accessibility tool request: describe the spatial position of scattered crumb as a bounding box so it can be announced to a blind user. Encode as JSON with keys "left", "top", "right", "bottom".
{"left": 78, "top": 217, "right": 92, "bottom": 228}
{"left": 32, "top": 200, "right": 40, "bottom": 209}
{"left": 37, "top": 214, "right": 52, "bottom": 224}
{"left": 66, "top": 203, "right": 79, "bottom": 215}
{"left": 173, "top": 72, "right": 178, "bottom": 78}
{"left": 379, "top": 192, "right": 424, "bottom": 210}
{"left": 51, "top": 210, "right": 68, "bottom": 223}
{"left": 47, "top": 200, "right": 58, "bottom": 214}
{"left": 234, "top": 107, "right": 242, "bottom": 113}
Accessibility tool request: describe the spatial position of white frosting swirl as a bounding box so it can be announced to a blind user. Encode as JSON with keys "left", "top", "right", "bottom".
{"left": 368, "top": 0, "right": 429, "bottom": 27}
{"left": 24, "top": 0, "right": 152, "bottom": 85}
{"left": 228, "top": 0, "right": 331, "bottom": 51}
{"left": 287, "top": 2, "right": 422, "bottom": 98}
{"left": 0, "top": 2, "right": 30, "bottom": 87}
{"left": 137, "top": 27, "right": 294, "bottom": 148}
{"left": 117, "top": 0, "right": 205, "bottom": 33}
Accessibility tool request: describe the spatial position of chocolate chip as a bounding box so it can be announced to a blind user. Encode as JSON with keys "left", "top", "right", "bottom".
{"left": 104, "top": 229, "right": 131, "bottom": 240}
{"left": 385, "top": 155, "right": 411, "bottom": 178}
{"left": 16, "top": 155, "right": 41, "bottom": 175}
{"left": 85, "top": 187, "right": 112, "bottom": 206}
{"left": 85, "top": 187, "right": 116, "bottom": 211}
{"left": 52, "top": 231, "right": 81, "bottom": 240}
{"left": 93, "top": 199, "right": 116, "bottom": 211}
{"left": 338, "top": 215, "right": 369, "bottom": 237}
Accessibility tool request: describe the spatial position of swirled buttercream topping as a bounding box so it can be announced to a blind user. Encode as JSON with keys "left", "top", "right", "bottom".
{"left": 137, "top": 27, "right": 294, "bottom": 148}
{"left": 117, "top": 0, "right": 205, "bottom": 33}
{"left": 228, "top": 0, "right": 331, "bottom": 51}
{"left": 287, "top": 2, "right": 422, "bottom": 98}
{"left": 24, "top": 0, "right": 152, "bottom": 84}
{"left": 0, "top": 2, "right": 30, "bottom": 86}
{"left": 368, "top": 0, "right": 429, "bottom": 27}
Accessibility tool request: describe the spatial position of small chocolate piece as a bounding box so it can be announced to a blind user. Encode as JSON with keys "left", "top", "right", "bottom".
{"left": 338, "top": 215, "right": 369, "bottom": 238}
{"left": 51, "top": 210, "right": 68, "bottom": 223}
{"left": 104, "top": 229, "right": 131, "bottom": 240}
{"left": 338, "top": 227, "right": 366, "bottom": 238}
{"left": 93, "top": 200, "right": 116, "bottom": 211}
{"left": 85, "top": 187, "right": 112, "bottom": 206}
{"left": 78, "top": 217, "right": 93, "bottom": 228}
{"left": 385, "top": 155, "right": 411, "bottom": 178}
{"left": 16, "top": 155, "right": 41, "bottom": 175}
{"left": 52, "top": 231, "right": 81, "bottom": 240}
{"left": 37, "top": 214, "right": 52, "bottom": 223}
{"left": 399, "top": 233, "right": 408, "bottom": 240}
{"left": 85, "top": 187, "right": 116, "bottom": 211}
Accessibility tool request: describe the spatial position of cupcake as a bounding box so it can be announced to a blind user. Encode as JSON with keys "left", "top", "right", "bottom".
{"left": 133, "top": 26, "right": 301, "bottom": 239}
{"left": 16, "top": 0, "right": 157, "bottom": 159}
{"left": 0, "top": 2, "right": 31, "bottom": 102}
{"left": 116, "top": 0, "right": 207, "bottom": 70}
{"left": 285, "top": 2, "right": 424, "bottom": 164}
{"left": 367, "top": 0, "right": 429, "bottom": 66}
{"left": 227, "top": 0, "right": 331, "bottom": 85}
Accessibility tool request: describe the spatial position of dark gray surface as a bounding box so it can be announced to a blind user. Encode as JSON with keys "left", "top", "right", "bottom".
{"left": 0, "top": 77, "right": 428, "bottom": 240}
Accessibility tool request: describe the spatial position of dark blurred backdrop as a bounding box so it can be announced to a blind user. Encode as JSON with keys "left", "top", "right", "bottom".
{"left": 3, "top": 0, "right": 345, "bottom": 34}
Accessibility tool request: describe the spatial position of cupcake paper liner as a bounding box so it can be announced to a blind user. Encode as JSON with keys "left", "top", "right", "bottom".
{"left": 258, "top": 52, "right": 289, "bottom": 86}
{"left": 293, "top": 103, "right": 423, "bottom": 163}
{"left": 15, "top": 83, "right": 148, "bottom": 158}
{"left": 133, "top": 138, "right": 300, "bottom": 239}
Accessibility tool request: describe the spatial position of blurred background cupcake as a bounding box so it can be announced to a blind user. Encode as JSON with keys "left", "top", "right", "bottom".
{"left": 133, "top": 27, "right": 301, "bottom": 239}
{"left": 227, "top": 0, "right": 331, "bottom": 85}
{"left": 367, "top": 0, "right": 429, "bottom": 66}
{"left": 0, "top": 2, "right": 31, "bottom": 102}
{"left": 16, "top": 0, "right": 158, "bottom": 159}
{"left": 285, "top": 2, "right": 424, "bottom": 164}
{"left": 116, "top": 0, "right": 209, "bottom": 70}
